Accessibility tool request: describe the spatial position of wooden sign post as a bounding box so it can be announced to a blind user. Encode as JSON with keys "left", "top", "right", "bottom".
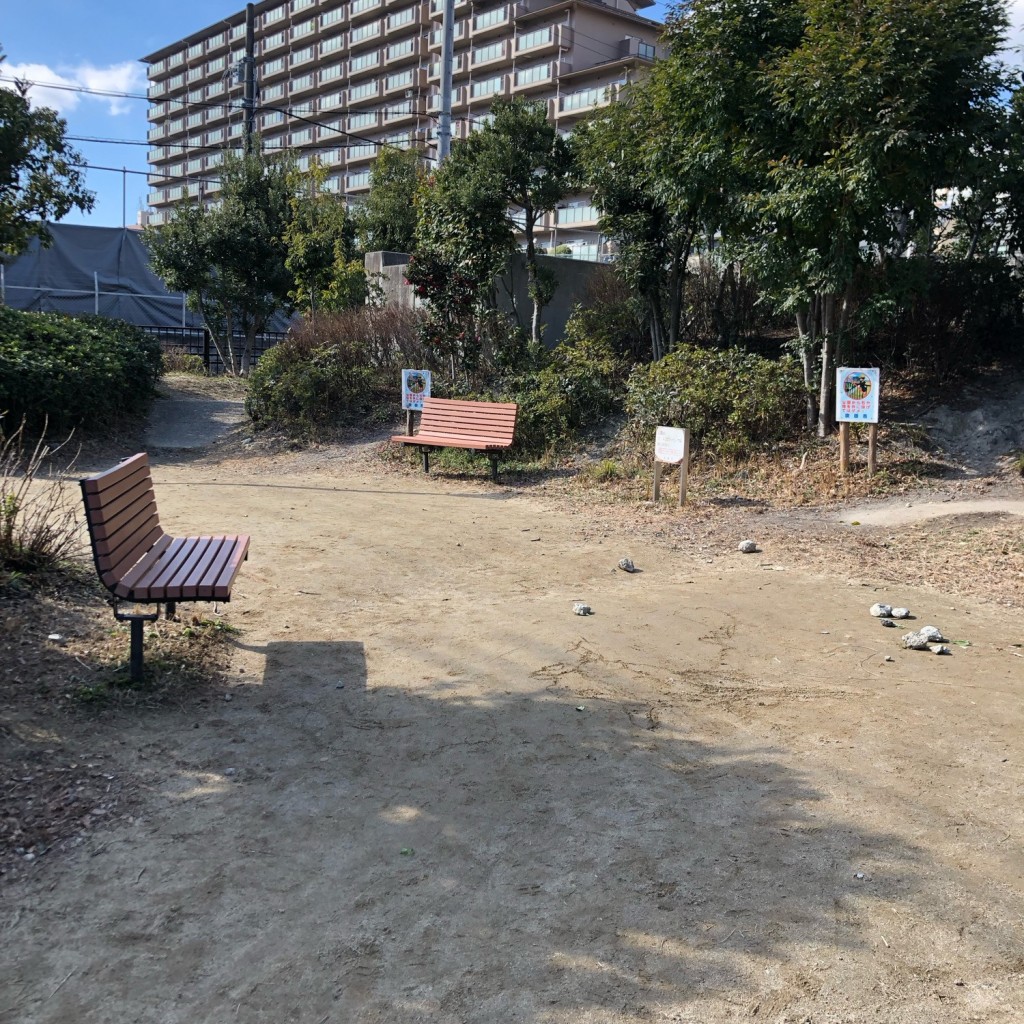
{"left": 835, "top": 367, "right": 880, "bottom": 476}
{"left": 401, "top": 369, "right": 431, "bottom": 435}
{"left": 652, "top": 426, "right": 690, "bottom": 506}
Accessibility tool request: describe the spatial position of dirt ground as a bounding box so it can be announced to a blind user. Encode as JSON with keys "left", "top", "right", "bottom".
{"left": 2, "top": 386, "right": 1024, "bottom": 1023}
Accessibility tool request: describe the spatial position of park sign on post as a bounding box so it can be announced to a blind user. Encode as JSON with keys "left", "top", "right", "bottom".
{"left": 835, "top": 367, "right": 881, "bottom": 476}
{"left": 402, "top": 369, "right": 431, "bottom": 411}
{"left": 836, "top": 367, "right": 880, "bottom": 424}
{"left": 653, "top": 426, "right": 690, "bottom": 505}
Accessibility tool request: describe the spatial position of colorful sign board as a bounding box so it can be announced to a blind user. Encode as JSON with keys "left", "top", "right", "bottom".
{"left": 401, "top": 369, "right": 431, "bottom": 411}
{"left": 835, "top": 367, "right": 880, "bottom": 424}
{"left": 655, "top": 426, "right": 689, "bottom": 465}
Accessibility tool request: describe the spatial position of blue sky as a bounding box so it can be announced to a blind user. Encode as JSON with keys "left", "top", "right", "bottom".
{"left": 1, "top": 0, "right": 1020, "bottom": 229}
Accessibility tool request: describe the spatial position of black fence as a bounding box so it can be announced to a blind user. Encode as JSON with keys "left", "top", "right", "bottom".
{"left": 142, "top": 326, "right": 288, "bottom": 375}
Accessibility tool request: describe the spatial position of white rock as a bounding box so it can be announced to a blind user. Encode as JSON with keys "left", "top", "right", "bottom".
{"left": 572, "top": 603, "right": 592, "bottom": 616}
{"left": 918, "top": 625, "right": 946, "bottom": 643}
{"left": 618, "top": 558, "right": 637, "bottom": 573}
{"left": 902, "top": 631, "right": 930, "bottom": 651}
{"left": 931, "top": 645, "right": 951, "bottom": 656}
{"left": 891, "top": 608, "right": 911, "bottom": 619}
{"left": 738, "top": 540, "right": 758, "bottom": 553}
{"left": 870, "top": 603, "right": 893, "bottom": 617}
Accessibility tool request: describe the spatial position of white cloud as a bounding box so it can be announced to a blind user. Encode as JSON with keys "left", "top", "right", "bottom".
{"left": 0, "top": 60, "right": 146, "bottom": 117}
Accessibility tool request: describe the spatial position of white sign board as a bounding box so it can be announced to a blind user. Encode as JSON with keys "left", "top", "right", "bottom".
{"left": 835, "top": 367, "right": 880, "bottom": 424}
{"left": 655, "top": 426, "right": 689, "bottom": 465}
{"left": 401, "top": 369, "right": 431, "bottom": 411}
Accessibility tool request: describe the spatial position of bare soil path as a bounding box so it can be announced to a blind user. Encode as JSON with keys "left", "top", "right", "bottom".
{"left": 840, "top": 496, "right": 1024, "bottom": 527}
{"left": 2, "top": 445, "right": 1022, "bottom": 1024}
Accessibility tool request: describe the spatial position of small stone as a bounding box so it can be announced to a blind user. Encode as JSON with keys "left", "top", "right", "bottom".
{"left": 618, "top": 557, "right": 637, "bottom": 573}
{"left": 902, "top": 631, "right": 930, "bottom": 651}
{"left": 224, "top": 768, "right": 236, "bottom": 777}
{"left": 223, "top": 693, "right": 233, "bottom": 702}
{"left": 881, "top": 619, "right": 896, "bottom": 628}
{"left": 918, "top": 625, "right": 946, "bottom": 643}
{"left": 931, "top": 645, "right": 951, "bottom": 656}
{"left": 575, "top": 705, "right": 585, "bottom": 712}
{"left": 891, "top": 608, "right": 911, "bottom": 619}
{"left": 47, "top": 633, "right": 64, "bottom": 642}
{"left": 738, "top": 540, "right": 758, "bottom": 553}
{"left": 572, "top": 602, "right": 592, "bottom": 616}
{"left": 884, "top": 656, "right": 895, "bottom": 663}
{"left": 870, "top": 604, "right": 893, "bottom": 617}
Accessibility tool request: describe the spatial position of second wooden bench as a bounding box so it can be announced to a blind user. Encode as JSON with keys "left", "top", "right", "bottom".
{"left": 391, "top": 396, "right": 518, "bottom": 481}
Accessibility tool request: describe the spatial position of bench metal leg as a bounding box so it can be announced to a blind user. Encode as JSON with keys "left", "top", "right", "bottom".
{"left": 422, "top": 449, "right": 430, "bottom": 474}
{"left": 129, "top": 619, "right": 145, "bottom": 683}
{"left": 165, "top": 601, "right": 176, "bottom": 620}
{"left": 490, "top": 456, "right": 499, "bottom": 483}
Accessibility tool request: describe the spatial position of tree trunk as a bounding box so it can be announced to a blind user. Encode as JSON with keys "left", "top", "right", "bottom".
{"left": 795, "top": 308, "right": 816, "bottom": 429}
{"left": 817, "top": 294, "right": 837, "bottom": 438}
{"left": 525, "top": 211, "right": 542, "bottom": 348}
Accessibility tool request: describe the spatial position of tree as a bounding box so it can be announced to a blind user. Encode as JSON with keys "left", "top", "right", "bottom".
{"left": 356, "top": 146, "right": 423, "bottom": 254}
{"left": 470, "top": 98, "right": 576, "bottom": 346}
{"left": 285, "top": 167, "right": 366, "bottom": 316}
{"left": 0, "top": 49, "right": 94, "bottom": 260}
{"left": 408, "top": 144, "right": 514, "bottom": 377}
{"left": 654, "top": 0, "right": 1008, "bottom": 433}
{"left": 146, "top": 146, "right": 298, "bottom": 375}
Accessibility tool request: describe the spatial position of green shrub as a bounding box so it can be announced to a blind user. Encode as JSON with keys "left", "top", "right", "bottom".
{"left": 246, "top": 336, "right": 396, "bottom": 437}
{"left": 0, "top": 309, "right": 162, "bottom": 432}
{"left": 625, "top": 345, "right": 805, "bottom": 460}
{"left": 162, "top": 346, "right": 206, "bottom": 375}
{"left": 497, "top": 336, "right": 626, "bottom": 458}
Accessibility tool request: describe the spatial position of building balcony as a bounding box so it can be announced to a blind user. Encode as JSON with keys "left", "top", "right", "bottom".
{"left": 470, "top": 5, "right": 510, "bottom": 40}
{"left": 383, "top": 67, "right": 424, "bottom": 95}
{"left": 385, "top": 35, "right": 427, "bottom": 65}
{"left": 206, "top": 30, "right": 229, "bottom": 53}
{"left": 515, "top": 22, "right": 571, "bottom": 57}
{"left": 348, "top": 80, "right": 383, "bottom": 106}
{"left": 468, "top": 74, "right": 509, "bottom": 103}
{"left": 512, "top": 58, "right": 569, "bottom": 94}
{"left": 349, "top": 0, "right": 384, "bottom": 22}
{"left": 147, "top": 124, "right": 167, "bottom": 143}
{"left": 381, "top": 103, "right": 419, "bottom": 127}
{"left": 349, "top": 18, "right": 384, "bottom": 48}
{"left": 347, "top": 142, "right": 378, "bottom": 165}
{"left": 428, "top": 52, "right": 468, "bottom": 80}
{"left": 428, "top": 20, "right": 469, "bottom": 51}
{"left": 290, "top": 72, "right": 319, "bottom": 97}
{"left": 429, "top": 0, "right": 471, "bottom": 18}
{"left": 147, "top": 79, "right": 167, "bottom": 100}
{"left": 147, "top": 102, "right": 167, "bottom": 122}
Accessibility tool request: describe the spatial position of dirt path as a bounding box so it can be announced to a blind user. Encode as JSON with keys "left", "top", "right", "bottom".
{"left": 840, "top": 496, "right": 1024, "bottom": 526}
{"left": 144, "top": 375, "right": 248, "bottom": 450}
{"left": 3, "top": 454, "right": 1023, "bottom": 1024}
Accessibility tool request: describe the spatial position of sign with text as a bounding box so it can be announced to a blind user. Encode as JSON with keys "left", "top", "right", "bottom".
{"left": 655, "top": 426, "right": 689, "bottom": 465}
{"left": 401, "top": 369, "right": 431, "bottom": 411}
{"left": 836, "top": 367, "right": 880, "bottom": 423}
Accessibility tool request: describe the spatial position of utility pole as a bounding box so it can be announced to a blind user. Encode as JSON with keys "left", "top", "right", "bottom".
{"left": 243, "top": 3, "right": 256, "bottom": 151}
{"left": 437, "top": 0, "right": 455, "bottom": 161}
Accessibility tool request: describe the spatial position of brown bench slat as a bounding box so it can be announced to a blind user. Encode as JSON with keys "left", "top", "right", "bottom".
{"left": 130, "top": 535, "right": 202, "bottom": 600}
{"left": 112, "top": 534, "right": 173, "bottom": 598}
{"left": 197, "top": 537, "right": 246, "bottom": 599}
{"left": 103, "top": 524, "right": 166, "bottom": 591}
{"left": 181, "top": 537, "right": 233, "bottom": 600}
{"left": 81, "top": 452, "right": 151, "bottom": 495}
{"left": 84, "top": 477, "right": 158, "bottom": 537}
{"left": 407, "top": 434, "right": 509, "bottom": 450}
{"left": 92, "top": 498, "right": 161, "bottom": 558}
{"left": 207, "top": 536, "right": 250, "bottom": 600}
{"left": 150, "top": 536, "right": 211, "bottom": 600}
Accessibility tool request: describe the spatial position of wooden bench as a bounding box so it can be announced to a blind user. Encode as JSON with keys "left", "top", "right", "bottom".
{"left": 391, "top": 397, "right": 518, "bottom": 481}
{"left": 80, "top": 453, "right": 250, "bottom": 681}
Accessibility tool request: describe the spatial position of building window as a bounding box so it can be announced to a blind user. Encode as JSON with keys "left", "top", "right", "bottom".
{"left": 292, "top": 0, "right": 316, "bottom": 10}
{"left": 349, "top": 143, "right": 377, "bottom": 159}
{"left": 473, "top": 7, "right": 507, "bottom": 31}
{"left": 291, "top": 127, "right": 314, "bottom": 146}
{"left": 516, "top": 26, "right": 552, "bottom": 51}
{"left": 262, "top": 82, "right": 286, "bottom": 102}
{"left": 471, "top": 42, "right": 502, "bottom": 64}
{"left": 187, "top": 112, "right": 204, "bottom": 128}
{"left": 320, "top": 91, "right": 344, "bottom": 109}
{"left": 557, "top": 204, "right": 597, "bottom": 224}
{"left": 292, "top": 45, "right": 316, "bottom": 65}
{"left": 386, "top": 69, "right": 414, "bottom": 91}
{"left": 263, "top": 30, "right": 287, "bottom": 51}
{"left": 320, "top": 6, "right": 344, "bottom": 28}
{"left": 168, "top": 74, "right": 184, "bottom": 90}
{"left": 514, "top": 63, "right": 549, "bottom": 87}
{"left": 350, "top": 50, "right": 380, "bottom": 72}
{"left": 291, "top": 73, "right": 316, "bottom": 92}
{"left": 293, "top": 18, "right": 317, "bottom": 38}
{"left": 387, "top": 6, "right": 417, "bottom": 29}
{"left": 387, "top": 38, "right": 416, "bottom": 60}
{"left": 471, "top": 75, "right": 503, "bottom": 98}
{"left": 637, "top": 41, "right": 655, "bottom": 59}
{"left": 263, "top": 57, "right": 287, "bottom": 76}
{"left": 384, "top": 99, "right": 412, "bottom": 118}
{"left": 321, "top": 34, "right": 345, "bottom": 56}
{"left": 349, "top": 111, "right": 376, "bottom": 129}
{"left": 263, "top": 110, "right": 285, "bottom": 127}
{"left": 188, "top": 42, "right": 205, "bottom": 60}
{"left": 350, "top": 19, "right": 382, "bottom": 42}
{"left": 347, "top": 170, "right": 371, "bottom": 188}
{"left": 320, "top": 63, "right": 343, "bottom": 83}
{"left": 207, "top": 56, "right": 226, "bottom": 74}
{"left": 207, "top": 128, "right": 225, "bottom": 144}
{"left": 263, "top": 4, "right": 286, "bottom": 24}
{"left": 350, "top": 79, "right": 379, "bottom": 101}
{"left": 350, "top": 0, "right": 379, "bottom": 13}
{"left": 560, "top": 86, "right": 605, "bottom": 112}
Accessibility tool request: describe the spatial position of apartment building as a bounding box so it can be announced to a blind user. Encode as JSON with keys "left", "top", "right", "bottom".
{"left": 141, "top": 0, "right": 662, "bottom": 260}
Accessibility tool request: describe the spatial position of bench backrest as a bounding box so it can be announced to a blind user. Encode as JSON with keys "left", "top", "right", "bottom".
{"left": 419, "top": 397, "right": 518, "bottom": 448}
{"left": 80, "top": 453, "right": 165, "bottom": 592}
